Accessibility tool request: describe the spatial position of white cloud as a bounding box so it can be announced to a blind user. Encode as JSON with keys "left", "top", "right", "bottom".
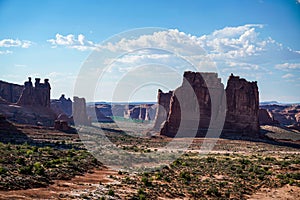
{"left": 47, "top": 33, "right": 98, "bottom": 51}
{"left": 97, "top": 24, "right": 300, "bottom": 69}
{"left": 49, "top": 26, "right": 299, "bottom": 66}
{"left": 0, "top": 39, "right": 32, "bottom": 48}
{"left": 49, "top": 25, "right": 300, "bottom": 83}
{"left": 199, "top": 24, "right": 278, "bottom": 60}
{"left": 275, "top": 63, "right": 300, "bottom": 70}
{"left": 0, "top": 50, "right": 12, "bottom": 55}
{"left": 282, "top": 73, "right": 295, "bottom": 79}
{"left": 99, "top": 29, "right": 207, "bottom": 57}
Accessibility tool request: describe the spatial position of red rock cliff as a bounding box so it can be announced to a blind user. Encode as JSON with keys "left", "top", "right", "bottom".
{"left": 154, "top": 71, "right": 259, "bottom": 137}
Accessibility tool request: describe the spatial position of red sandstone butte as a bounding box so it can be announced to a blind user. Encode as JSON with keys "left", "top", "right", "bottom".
{"left": 154, "top": 72, "right": 260, "bottom": 137}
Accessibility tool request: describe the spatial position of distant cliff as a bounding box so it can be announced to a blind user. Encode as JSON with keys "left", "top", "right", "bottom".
{"left": 0, "top": 80, "right": 23, "bottom": 103}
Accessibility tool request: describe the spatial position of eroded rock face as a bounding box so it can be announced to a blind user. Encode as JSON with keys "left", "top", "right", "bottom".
{"left": 159, "top": 72, "right": 225, "bottom": 137}
{"left": 224, "top": 74, "right": 259, "bottom": 134}
{"left": 111, "top": 105, "right": 128, "bottom": 117}
{"left": 51, "top": 94, "right": 72, "bottom": 117}
{"left": 259, "top": 109, "right": 279, "bottom": 125}
{"left": 0, "top": 103, "right": 56, "bottom": 127}
{"left": 0, "top": 80, "right": 23, "bottom": 103}
{"left": 72, "top": 96, "right": 91, "bottom": 126}
{"left": 95, "top": 104, "right": 113, "bottom": 116}
{"left": 260, "top": 104, "right": 300, "bottom": 126}
{"left": 153, "top": 90, "right": 173, "bottom": 130}
{"left": 17, "top": 78, "right": 51, "bottom": 107}
{"left": 155, "top": 72, "right": 259, "bottom": 137}
{"left": 86, "top": 105, "right": 114, "bottom": 123}
{"left": 0, "top": 78, "right": 56, "bottom": 126}
{"left": 125, "top": 104, "right": 157, "bottom": 121}
{"left": 296, "top": 113, "right": 300, "bottom": 123}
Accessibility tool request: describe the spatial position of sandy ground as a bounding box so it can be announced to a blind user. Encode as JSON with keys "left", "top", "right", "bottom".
{"left": 247, "top": 184, "right": 300, "bottom": 200}
{"left": 0, "top": 168, "right": 117, "bottom": 200}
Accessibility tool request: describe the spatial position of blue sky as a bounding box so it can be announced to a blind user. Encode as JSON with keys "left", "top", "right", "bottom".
{"left": 0, "top": 0, "right": 300, "bottom": 102}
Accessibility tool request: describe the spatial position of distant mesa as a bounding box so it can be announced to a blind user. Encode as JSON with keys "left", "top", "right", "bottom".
{"left": 260, "top": 104, "right": 300, "bottom": 132}
{"left": 124, "top": 104, "right": 157, "bottom": 121}
{"left": 260, "top": 101, "right": 280, "bottom": 105}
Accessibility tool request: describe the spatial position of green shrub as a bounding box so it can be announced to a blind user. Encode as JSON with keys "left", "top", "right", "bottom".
{"left": 19, "top": 165, "right": 33, "bottom": 175}
{"left": 139, "top": 194, "right": 146, "bottom": 200}
{"left": 141, "top": 176, "right": 152, "bottom": 187}
{"left": 264, "top": 157, "right": 276, "bottom": 162}
{"left": 164, "top": 176, "right": 171, "bottom": 182}
{"left": 0, "top": 166, "right": 7, "bottom": 175}
{"left": 32, "top": 146, "right": 38, "bottom": 152}
{"left": 206, "top": 186, "right": 221, "bottom": 197}
{"left": 16, "top": 157, "right": 26, "bottom": 165}
{"left": 180, "top": 171, "right": 191, "bottom": 182}
{"left": 108, "top": 189, "right": 114, "bottom": 196}
{"left": 206, "top": 157, "right": 217, "bottom": 163}
{"left": 239, "top": 158, "right": 251, "bottom": 165}
{"left": 26, "top": 149, "right": 33, "bottom": 156}
{"left": 33, "top": 162, "right": 45, "bottom": 175}
{"left": 138, "top": 188, "right": 145, "bottom": 195}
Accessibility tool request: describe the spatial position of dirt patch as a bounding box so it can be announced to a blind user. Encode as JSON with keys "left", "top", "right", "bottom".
{"left": 247, "top": 184, "right": 300, "bottom": 200}
{"left": 0, "top": 168, "right": 117, "bottom": 200}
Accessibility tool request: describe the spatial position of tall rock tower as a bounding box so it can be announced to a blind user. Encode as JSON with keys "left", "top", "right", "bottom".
{"left": 224, "top": 74, "right": 259, "bottom": 134}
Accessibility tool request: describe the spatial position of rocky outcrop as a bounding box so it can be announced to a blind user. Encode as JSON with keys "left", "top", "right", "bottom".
{"left": 0, "top": 103, "right": 56, "bottom": 127}
{"left": 296, "top": 112, "right": 300, "bottom": 123}
{"left": 153, "top": 90, "right": 173, "bottom": 130}
{"left": 0, "top": 78, "right": 56, "bottom": 126}
{"left": 0, "top": 80, "right": 23, "bottom": 103}
{"left": 155, "top": 72, "right": 259, "bottom": 137}
{"left": 17, "top": 77, "right": 51, "bottom": 107}
{"left": 0, "top": 113, "right": 31, "bottom": 143}
{"left": 51, "top": 94, "right": 72, "bottom": 116}
{"left": 125, "top": 104, "right": 157, "bottom": 121}
{"left": 259, "top": 109, "right": 279, "bottom": 125}
{"left": 111, "top": 104, "right": 128, "bottom": 117}
{"left": 72, "top": 96, "right": 91, "bottom": 126}
{"left": 95, "top": 104, "right": 113, "bottom": 116}
{"left": 224, "top": 74, "right": 259, "bottom": 134}
{"left": 54, "top": 120, "right": 69, "bottom": 131}
{"left": 86, "top": 105, "right": 114, "bottom": 123}
{"left": 159, "top": 72, "right": 225, "bottom": 137}
{"left": 260, "top": 104, "right": 300, "bottom": 126}
{"left": 144, "top": 104, "right": 157, "bottom": 121}
{"left": 125, "top": 106, "right": 140, "bottom": 119}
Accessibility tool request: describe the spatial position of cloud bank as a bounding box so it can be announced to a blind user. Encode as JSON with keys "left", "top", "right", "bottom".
{"left": 47, "top": 33, "right": 99, "bottom": 51}
{"left": 48, "top": 25, "right": 300, "bottom": 74}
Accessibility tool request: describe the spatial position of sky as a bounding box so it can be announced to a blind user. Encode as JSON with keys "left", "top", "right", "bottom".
{"left": 0, "top": 0, "right": 300, "bottom": 103}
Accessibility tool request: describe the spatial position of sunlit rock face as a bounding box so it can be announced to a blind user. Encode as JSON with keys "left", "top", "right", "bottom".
{"left": 154, "top": 71, "right": 260, "bottom": 137}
